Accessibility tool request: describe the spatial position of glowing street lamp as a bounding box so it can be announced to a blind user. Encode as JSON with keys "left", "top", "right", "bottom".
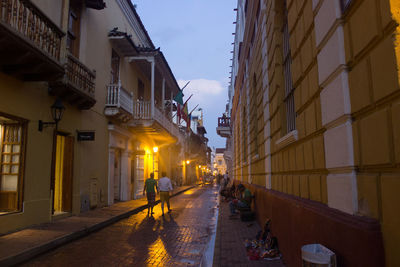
{"left": 186, "top": 160, "right": 190, "bottom": 165}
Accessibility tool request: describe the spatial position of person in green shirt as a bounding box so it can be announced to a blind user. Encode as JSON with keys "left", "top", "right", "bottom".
{"left": 143, "top": 172, "right": 158, "bottom": 216}
{"left": 229, "top": 184, "right": 252, "bottom": 215}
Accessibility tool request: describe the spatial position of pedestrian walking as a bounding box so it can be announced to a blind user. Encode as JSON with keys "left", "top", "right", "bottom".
{"left": 158, "top": 171, "right": 173, "bottom": 215}
{"left": 143, "top": 172, "right": 158, "bottom": 216}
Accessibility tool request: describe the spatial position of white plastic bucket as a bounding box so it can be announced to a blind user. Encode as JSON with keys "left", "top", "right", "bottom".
{"left": 301, "top": 244, "right": 336, "bottom": 267}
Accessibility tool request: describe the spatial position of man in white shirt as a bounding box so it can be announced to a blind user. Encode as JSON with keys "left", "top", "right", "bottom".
{"left": 158, "top": 171, "right": 173, "bottom": 215}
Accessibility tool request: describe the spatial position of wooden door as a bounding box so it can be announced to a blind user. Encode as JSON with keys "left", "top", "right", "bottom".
{"left": 131, "top": 158, "right": 135, "bottom": 199}
{"left": 135, "top": 155, "right": 144, "bottom": 199}
{"left": 67, "top": 0, "right": 81, "bottom": 57}
{"left": 138, "top": 79, "right": 144, "bottom": 100}
{"left": 113, "top": 150, "right": 121, "bottom": 201}
{"left": 62, "top": 136, "right": 74, "bottom": 212}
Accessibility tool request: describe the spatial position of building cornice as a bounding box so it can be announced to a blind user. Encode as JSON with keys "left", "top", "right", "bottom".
{"left": 116, "top": 0, "right": 153, "bottom": 48}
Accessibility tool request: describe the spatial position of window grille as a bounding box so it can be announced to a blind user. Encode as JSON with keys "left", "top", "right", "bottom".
{"left": 282, "top": 1, "right": 296, "bottom": 133}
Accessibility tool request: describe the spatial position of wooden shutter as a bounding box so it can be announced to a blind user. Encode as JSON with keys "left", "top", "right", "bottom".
{"left": 0, "top": 124, "right": 23, "bottom": 211}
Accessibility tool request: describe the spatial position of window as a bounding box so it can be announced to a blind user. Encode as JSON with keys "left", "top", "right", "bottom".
{"left": 111, "top": 50, "right": 120, "bottom": 84}
{"left": 218, "top": 160, "right": 222, "bottom": 166}
{"left": 67, "top": 0, "right": 82, "bottom": 57}
{"left": 282, "top": 0, "right": 296, "bottom": 133}
{"left": 0, "top": 114, "right": 26, "bottom": 214}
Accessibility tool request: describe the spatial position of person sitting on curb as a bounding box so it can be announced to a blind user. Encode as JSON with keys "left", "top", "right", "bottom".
{"left": 143, "top": 172, "right": 158, "bottom": 216}
{"left": 229, "top": 184, "right": 252, "bottom": 216}
{"left": 158, "top": 171, "right": 173, "bottom": 215}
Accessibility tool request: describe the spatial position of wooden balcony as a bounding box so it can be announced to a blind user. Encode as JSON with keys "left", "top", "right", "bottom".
{"left": 104, "top": 82, "right": 133, "bottom": 122}
{"left": 216, "top": 116, "right": 231, "bottom": 138}
{"left": 129, "top": 100, "right": 182, "bottom": 144}
{"left": 49, "top": 52, "right": 96, "bottom": 110}
{"left": 0, "top": 0, "right": 65, "bottom": 81}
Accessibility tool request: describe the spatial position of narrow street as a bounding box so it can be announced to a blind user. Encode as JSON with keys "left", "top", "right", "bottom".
{"left": 22, "top": 185, "right": 219, "bottom": 267}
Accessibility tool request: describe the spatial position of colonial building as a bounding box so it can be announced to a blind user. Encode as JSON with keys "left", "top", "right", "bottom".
{"left": 213, "top": 148, "right": 227, "bottom": 175}
{"left": 218, "top": 0, "right": 400, "bottom": 266}
{"left": 0, "top": 0, "right": 186, "bottom": 234}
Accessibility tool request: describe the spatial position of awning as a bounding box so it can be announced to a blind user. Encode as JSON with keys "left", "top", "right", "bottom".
{"left": 108, "top": 28, "right": 139, "bottom": 57}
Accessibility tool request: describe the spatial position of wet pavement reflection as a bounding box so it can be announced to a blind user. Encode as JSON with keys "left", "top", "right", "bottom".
{"left": 23, "top": 183, "right": 219, "bottom": 267}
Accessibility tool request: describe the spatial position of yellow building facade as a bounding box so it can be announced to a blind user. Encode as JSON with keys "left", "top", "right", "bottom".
{"left": 225, "top": 0, "right": 400, "bottom": 266}
{"left": 0, "top": 0, "right": 186, "bottom": 234}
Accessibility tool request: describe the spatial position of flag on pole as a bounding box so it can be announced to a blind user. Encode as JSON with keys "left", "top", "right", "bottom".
{"left": 173, "top": 90, "right": 184, "bottom": 105}
{"left": 181, "top": 94, "right": 192, "bottom": 125}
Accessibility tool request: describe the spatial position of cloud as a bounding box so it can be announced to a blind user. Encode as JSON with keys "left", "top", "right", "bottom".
{"left": 178, "top": 79, "right": 225, "bottom": 98}
{"left": 177, "top": 79, "right": 228, "bottom": 149}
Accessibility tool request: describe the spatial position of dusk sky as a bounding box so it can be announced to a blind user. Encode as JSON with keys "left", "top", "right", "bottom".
{"left": 132, "top": 0, "right": 237, "bottom": 149}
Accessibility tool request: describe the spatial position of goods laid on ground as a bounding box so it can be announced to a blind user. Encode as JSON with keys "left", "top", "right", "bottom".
{"left": 244, "top": 219, "right": 281, "bottom": 261}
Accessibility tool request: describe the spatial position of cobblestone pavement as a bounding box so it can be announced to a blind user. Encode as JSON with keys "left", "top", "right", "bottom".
{"left": 213, "top": 199, "right": 285, "bottom": 267}
{"left": 22, "top": 184, "right": 219, "bottom": 267}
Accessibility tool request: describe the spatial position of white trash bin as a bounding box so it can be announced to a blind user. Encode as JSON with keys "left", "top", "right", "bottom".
{"left": 301, "top": 244, "right": 336, "bottom": 267}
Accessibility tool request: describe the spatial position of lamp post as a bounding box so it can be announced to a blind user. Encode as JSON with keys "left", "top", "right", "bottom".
{"left": 38, "top": 98, "right": 65, "bottom": 131}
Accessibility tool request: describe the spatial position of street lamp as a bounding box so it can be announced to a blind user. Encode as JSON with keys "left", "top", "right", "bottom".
{"left": 38, "top": 98, "right": 65, "bottom": 131}
{"left": 186, "top": 160, "right": 190, "bottom": 165}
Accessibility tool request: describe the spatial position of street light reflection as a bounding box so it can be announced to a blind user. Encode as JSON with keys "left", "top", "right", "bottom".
{"left": 183, "top": 189, "right": 195, "bottom": 195}
{"left": 148, "top": 237, "right": 169, "bottom": 266}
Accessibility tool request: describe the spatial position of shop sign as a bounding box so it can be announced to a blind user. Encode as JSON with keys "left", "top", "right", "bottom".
{"left": 77, "top": 131, "right": 95, "bottom": 141}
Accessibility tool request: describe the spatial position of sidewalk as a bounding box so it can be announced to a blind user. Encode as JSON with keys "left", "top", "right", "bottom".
{"left": 213, "top": 199, "right": 285, "bottom": 267}
{"left": 0, "top": 185, "right": 195, "bottom": 267}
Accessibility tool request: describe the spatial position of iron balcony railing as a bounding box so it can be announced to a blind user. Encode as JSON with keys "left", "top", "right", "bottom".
{"left": 106, "top": 82, "right": 134, "bottom": 115}
{"left": 218, "top": 116, "right": 231, "bottom": 127}
{"left": 65, "top": 52, "right": 96, "bottom": 97}
{"left": 0, "top": 0, "right": 63, "bottom": 60}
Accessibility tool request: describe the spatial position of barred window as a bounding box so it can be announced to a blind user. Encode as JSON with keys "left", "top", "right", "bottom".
{"left": 282, "top": 0, "right": 295, "bottom": 133}
{"left": 0, "top": 114, "right": 26, "bottom": 214}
